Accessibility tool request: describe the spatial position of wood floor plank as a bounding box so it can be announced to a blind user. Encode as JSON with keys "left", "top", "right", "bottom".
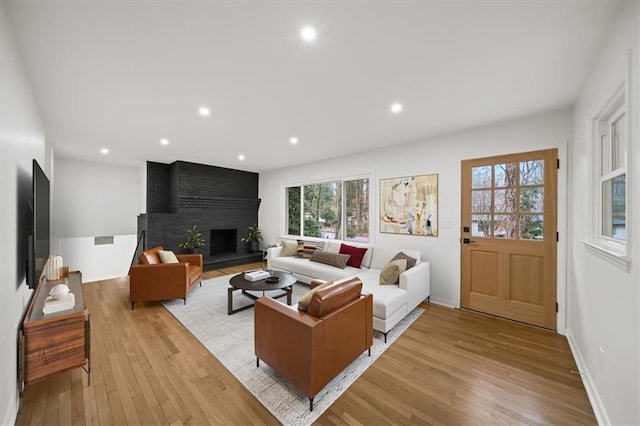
{"left": 16, "top": 262, "right": 595, "bottom": 425}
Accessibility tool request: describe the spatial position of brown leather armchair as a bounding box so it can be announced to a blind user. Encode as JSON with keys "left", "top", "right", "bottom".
{"left": 254, "top": 277, "right": 373, "bottom": 411}
{"left": 129, "top": 246, "right": 203, "bottom": 310}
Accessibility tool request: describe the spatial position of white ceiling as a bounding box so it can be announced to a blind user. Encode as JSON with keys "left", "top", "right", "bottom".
{"left": 6, "top": 0, "right": 620, "bottom": 172}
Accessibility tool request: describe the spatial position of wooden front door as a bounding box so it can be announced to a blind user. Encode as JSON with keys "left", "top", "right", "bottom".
{"left": 461, "top": 149, "right": 558, "bottom": 329}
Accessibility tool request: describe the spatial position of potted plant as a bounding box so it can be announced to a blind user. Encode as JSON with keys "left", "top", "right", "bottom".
{"left": 241, "top": 224, "right": 263, "bottom": 252}
{"left": 178, "top": 225, "right": 205, "bottom": 253}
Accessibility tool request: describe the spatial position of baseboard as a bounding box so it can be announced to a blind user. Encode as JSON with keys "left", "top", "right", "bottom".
{"left": 428, "top": 297, "right": 458, "bottom": 309}
{"left": 565, "top": 328, "right": 609, "bottom": 425}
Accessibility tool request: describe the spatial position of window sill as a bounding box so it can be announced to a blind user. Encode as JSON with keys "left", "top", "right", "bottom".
{"left": 581, "top": 240, "right": 631, "bottom": 272}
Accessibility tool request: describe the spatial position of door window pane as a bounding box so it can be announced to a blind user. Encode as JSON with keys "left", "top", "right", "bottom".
{"left": 520, "top": 160, "right": 544, "bottom": 186}
{"left": 520, "top": 187, "right": 544, "bottom": 213}
{"left": 472, "top": 166, "right": 492, "bottom": 189}
{"left": 494, "top": 188, "right": 516, "bottom": 213}
{"left": 345, "top": 179, "right": 369, "bottom": 242}
{"left": 520, "top": 215, "right": 544, "bottom": 240}
{"left": 472, "top": 190, "right": 492, "bottom": 213}
{"left": 472, "top": 214, "right": 491, "bottom": 237}
{"left": 494, "top": 215, "right": 517, "bottom": 239}
{"left": 495, "top": 163, "right": 517, "bottom": 187}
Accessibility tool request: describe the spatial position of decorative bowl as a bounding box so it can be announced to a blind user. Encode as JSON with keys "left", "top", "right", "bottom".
{"left": 265, "top": 276, "right": 280, "bottom": 284}
{"left": 49, "top": 283, "right": 70, "bottom": 300}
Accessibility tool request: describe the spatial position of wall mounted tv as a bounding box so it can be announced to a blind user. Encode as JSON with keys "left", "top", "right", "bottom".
{"left": 27, "top": 159, "right": 50, "bottom": 289}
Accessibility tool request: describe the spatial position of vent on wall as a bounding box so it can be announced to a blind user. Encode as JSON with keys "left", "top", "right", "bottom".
{"left": 94, "top": 236, "right": 114, "bottom": 245}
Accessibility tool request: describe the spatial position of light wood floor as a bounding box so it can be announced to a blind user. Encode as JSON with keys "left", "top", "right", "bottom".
{"left": 16, "top": 262, "right": 596, "bottom": 425}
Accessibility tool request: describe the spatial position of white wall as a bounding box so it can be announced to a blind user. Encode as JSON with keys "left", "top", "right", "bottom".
{"left": 52, "top": 158, "right": 144, "bottom": 282}
{"left": 0, "top": 2, "right": 47, "bottom": 424}
{"left": 259, "top": 108, "right": 571, "bottom": 309}
{"left": 567, "top": 1, "right": 639, "bottom": 424}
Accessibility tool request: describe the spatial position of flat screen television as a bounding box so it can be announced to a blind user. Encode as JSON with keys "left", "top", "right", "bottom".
{"left": 27, "top": 159, "right": 50, "bottom": 289}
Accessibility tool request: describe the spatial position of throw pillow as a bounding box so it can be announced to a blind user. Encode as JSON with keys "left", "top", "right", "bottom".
{"left": 298, "top": 281, "right": 333, "bottom": 312}
{"left": 379, "top": 259, "right": 408, "bottom": 284}
{"left": 296, "top": 240, "right": 322, "bottom": 258}
{"left": 339, "top": 244, "right": 368, "bottom": 268}
{"left": 280, "top": 240, "right": 298, "bottom": 257}
{"left": 158, "top": 250, "right": 179, "bottom": 264}
{"left": 310, "top": 251, "right": 351, "bottom": 269}
{"left": 391, "top": 251, "right": 417, "bottom": 269}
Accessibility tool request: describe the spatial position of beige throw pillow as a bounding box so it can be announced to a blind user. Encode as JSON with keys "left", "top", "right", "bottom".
{"left": 379, "top": 259, "right": 408, "bottom": 284}
{"left": 391, "top": 251, "right": 417, "bottom": 269}
{"left": 298, "top": 281, "right": 333, "bottom": 312}
{"left": 280, "top": 240, "right": 298, "bottom": 257}
{"left": 158, "top": 250, "right": 179, "bottom": 264}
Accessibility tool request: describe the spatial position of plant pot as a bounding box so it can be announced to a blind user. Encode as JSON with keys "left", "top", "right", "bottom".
{"left": 250, "top": 241, "right": 259, "bottom": 252}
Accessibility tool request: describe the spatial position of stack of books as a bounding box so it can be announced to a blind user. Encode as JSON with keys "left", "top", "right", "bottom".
{"left": 244, "top": 270, "right": 271, "bottom": 282}
{"left": 43, "top": 292, "right": 75, "bottom": 315}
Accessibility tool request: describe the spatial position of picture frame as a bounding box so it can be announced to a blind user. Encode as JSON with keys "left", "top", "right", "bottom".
{"left": 380, "top": 174, "right": 438, "bottom": 236}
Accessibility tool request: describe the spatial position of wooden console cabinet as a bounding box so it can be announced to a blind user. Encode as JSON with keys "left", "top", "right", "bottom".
{"left": 21, "top": 271, "right": 90, "bottom": 387}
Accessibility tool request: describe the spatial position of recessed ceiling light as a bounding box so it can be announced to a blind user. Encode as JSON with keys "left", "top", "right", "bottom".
{"left": 390, "top": 103, "right": 404, "bottom": 114}
{"left": 100, "top": 148, "right": 109, "bottom": 155}
{"left": 301, "top": 26, "right": 317, "bottom": 42}
{"left": 160, "top": 138, "right": 169, "bottom": 146}
{"left": 290, "top": 137, "right": 299, "bottom": 145}
{"left": 238, "top": 154, "right": 245, "bottom": 161}
{"left": 198, "top": 106, "right": 210, "bottom": 117}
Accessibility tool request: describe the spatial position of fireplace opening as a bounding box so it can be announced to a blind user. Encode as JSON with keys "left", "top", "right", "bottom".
{"left": 210, "top": 229, "right": 238, "bottom": 256}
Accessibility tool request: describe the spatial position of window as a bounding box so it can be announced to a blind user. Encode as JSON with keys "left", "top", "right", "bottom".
{"left": 286, "top": 177, "right": 370, "bottom": 242}
{"left": 583, "top": 57, "right": 631, "bottom": 271}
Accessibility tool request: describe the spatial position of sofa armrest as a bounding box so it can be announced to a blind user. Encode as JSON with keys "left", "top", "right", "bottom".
{"left": 176, "top": 253, "right": 203, "bottom": 268}
{"left": 266, "top": 246, "right": 283, "bottom": 269}
{"left": 399, "top": 261, "right": 430, "bottom": 312}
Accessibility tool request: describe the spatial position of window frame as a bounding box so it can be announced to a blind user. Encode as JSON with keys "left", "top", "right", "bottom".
{"left": 283, "top": 174, "right": 372, "bottom": 243}
{"left": 582, "top": 52, "right": 632, "bottom": 272}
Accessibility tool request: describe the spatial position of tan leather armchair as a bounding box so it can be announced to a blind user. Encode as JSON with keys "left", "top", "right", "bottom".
{"left": 129, "top": 246, "right": 202, "bottom": 310}
{"left": 254, "top": 277, "right": 373, "bottom": 411}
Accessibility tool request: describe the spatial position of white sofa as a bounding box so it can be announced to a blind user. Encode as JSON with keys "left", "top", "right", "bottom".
{"left": 267, "top": 240, "right": 430, "bottom": 341}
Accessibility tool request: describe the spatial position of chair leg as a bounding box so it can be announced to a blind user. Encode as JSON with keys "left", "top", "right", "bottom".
{"left": 256, "top": 357, "right": 260, "bottom": 367}
{"left": 368, "top": 347, "right": 371, "bottom": 357}
{"left": 309, "top": 397, "right": 314, "bottom": 412}
{"left": 183, "top": 298, "right": 187, "bottom": 305}
{"left": 383, "top": 332, "right": 388, "bottom": 343}
{"left": 131, "top": 302, "right": 135, "bottom": 310}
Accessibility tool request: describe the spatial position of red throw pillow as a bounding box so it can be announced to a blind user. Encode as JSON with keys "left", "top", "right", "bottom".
{"left": 339, "top": 244, "right": 368, "bottom": 268}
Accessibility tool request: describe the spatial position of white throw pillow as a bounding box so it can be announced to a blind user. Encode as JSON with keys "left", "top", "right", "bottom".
{"left": 158, "top": 250, "right": 179, "bottom": 263}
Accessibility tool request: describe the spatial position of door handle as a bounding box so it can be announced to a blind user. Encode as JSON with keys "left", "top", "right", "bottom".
{"left": 462, "top": 238, "right": 476, "bottom": 244}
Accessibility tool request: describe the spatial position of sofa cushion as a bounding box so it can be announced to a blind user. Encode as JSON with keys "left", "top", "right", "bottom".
{"left": 310, "top": 251, "right": 351, "bottom": 269}
{"left": 188, "top": 265, "right": 201, "bottom": 285}
{"left": 297, "top": 281, "right": 333, "bottom": 312}
{"left": 379, "top": 259, "right": 407, "bottom": 284}
{"left": 280, "top": 239, "right": 298, "bottom": 257}
{"left": 158, "top": 250, "right": 179, "bottom": 264}
{"left": 370, "top": 247, "right": 421, "bottom": 270}
{"left": 357, "top": 269, "right": 407, "bottom": 319}
{"left": 272, "top": 256, "right": 358, "bottom": 282}
{"left": 339, "top": 243, "right": 368, "bottom": 268}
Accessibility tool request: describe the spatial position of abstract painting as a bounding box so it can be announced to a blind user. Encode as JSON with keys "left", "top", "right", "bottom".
{"left": 380, "top": 174, "right": 438, "bottom": 236}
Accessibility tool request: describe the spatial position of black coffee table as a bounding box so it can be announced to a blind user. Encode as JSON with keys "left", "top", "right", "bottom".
{"left": 227, "top": 270, "right": 296, "bottom": 315}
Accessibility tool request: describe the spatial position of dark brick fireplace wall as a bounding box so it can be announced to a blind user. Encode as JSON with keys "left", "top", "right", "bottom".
{"left": 138, "top": 161, "right": 262, "bottom": 270}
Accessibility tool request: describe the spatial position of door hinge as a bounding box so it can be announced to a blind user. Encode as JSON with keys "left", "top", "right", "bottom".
{"left": 556, "top": 302, "right": 559, "bottom": 313}
{"left": 557, "top": 159, "right": 560, "bottom": 169}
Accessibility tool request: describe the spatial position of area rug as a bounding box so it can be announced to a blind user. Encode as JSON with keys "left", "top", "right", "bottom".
{"left": 162, "top": 275, "right": 424, "bottom": 426}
